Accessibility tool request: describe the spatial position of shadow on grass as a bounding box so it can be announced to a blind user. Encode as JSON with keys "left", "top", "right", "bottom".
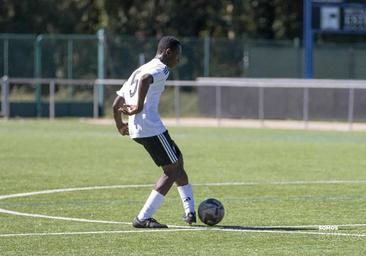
{"left": 190, "top": 224, "right": 318, "bottom": 231}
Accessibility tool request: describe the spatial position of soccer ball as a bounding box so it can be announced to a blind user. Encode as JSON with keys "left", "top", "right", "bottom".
{"left": 198, "top": 198, "right": 225, "bottom": 226}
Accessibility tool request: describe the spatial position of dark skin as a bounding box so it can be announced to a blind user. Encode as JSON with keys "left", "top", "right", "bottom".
{"left": 113, "top": 44, "right": 188, "bottom": 196}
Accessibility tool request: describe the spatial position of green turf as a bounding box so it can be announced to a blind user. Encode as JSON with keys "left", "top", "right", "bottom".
{"left": 0, "top": 119, "right": 365, "bottom": 255}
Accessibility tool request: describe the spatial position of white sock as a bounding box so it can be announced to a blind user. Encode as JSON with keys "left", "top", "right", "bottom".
{"left": 177, "top": 184, "right": 195, "bottom": 214}
{"left": 137, "top": 190, "right": 165, "bottom": 221}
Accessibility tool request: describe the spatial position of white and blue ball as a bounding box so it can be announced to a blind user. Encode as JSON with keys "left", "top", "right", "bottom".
{"left": 198, "top": 198, "right": 225, "bottom": 226}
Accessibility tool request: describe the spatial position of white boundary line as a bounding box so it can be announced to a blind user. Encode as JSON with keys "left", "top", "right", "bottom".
{"left": 1, "top": 180, "right": 366, "bottom": 200}
{"left": 1, "top": 228, "right": 366, "bottom": 238}
{"left": 0, "top": 184, "right": 152, "bottom": 200}
{"left": 216, "top": 229, "right": 366, "bottom": 237}
{"left": 0, "top": 181, "right": 365, "bottom": 238}
{"left": 0, "top": 228, "right": 208, "bottom": 238}
{"left": 0, "top": 208, "right": 130, "bottom": 225}
{"left": 195, "top": 180, "right": 366, "bottom": 186}
{"left": 3, "top": 206, "right": 365, "bottom": 231}
{"left": 2, "top": 206, "right": 365, "bottom": 230}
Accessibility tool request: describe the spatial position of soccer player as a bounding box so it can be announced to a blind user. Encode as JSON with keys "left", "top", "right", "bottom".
{"left": 112, "top": 36, "right": 196, "bottom": 228}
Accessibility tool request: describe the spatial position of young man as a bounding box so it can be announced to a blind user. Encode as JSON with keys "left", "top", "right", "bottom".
{"left": 112, "top": 36, "right": 196, "bottom": 228}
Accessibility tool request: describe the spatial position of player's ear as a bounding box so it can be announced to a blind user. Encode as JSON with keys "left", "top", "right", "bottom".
{"left": 165, "top": 48, "right": 172, "bottom": 56}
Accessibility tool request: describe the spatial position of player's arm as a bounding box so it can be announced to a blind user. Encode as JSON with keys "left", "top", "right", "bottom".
{"left": 120, "top": 74, "right": 153, "bottom": 116}
{"left": 112, "top": 95, "right": 129, "bottom": 136}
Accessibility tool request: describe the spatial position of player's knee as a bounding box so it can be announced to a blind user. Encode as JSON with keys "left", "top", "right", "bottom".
{"left": 163, "top": 162, "right": 181, "bottom": 178}
{"left": 163, "top": 171, "right": 178, "bottom": 181}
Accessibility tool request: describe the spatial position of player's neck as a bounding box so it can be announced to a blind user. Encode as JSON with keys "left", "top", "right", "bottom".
{"left": 155, "top": 54, "right": 168, "bottom": 66}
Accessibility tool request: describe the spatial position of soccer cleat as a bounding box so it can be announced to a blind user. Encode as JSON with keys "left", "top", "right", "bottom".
{"left": 183, "top": 212, "right": 197, "bottom": 225}
{"left": 132, "top": 217, "right": 168, "bottom": 228}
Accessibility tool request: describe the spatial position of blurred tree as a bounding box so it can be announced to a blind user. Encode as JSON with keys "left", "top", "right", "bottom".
{"left": 0, "top": 0, "right": 103, "bottom": 34}
{"left": 0, "top": 0, "right": 303, "bottom": 39}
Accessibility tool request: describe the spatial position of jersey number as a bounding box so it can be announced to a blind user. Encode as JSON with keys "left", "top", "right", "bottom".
{"left": 129, "top": 70, "right": 141, "bottom": 98}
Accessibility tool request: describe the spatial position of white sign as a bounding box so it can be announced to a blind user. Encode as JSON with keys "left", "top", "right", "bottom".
{"left": 321, "top": 6, "right": 340, "bottom": 30}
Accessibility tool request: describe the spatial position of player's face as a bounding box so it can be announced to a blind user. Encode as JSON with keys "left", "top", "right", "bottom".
{"left": 166, "top": 45, "right": 182, "bottom": 69}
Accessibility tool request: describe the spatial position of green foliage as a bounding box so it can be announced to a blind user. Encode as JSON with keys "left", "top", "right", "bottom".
{"left": 0, "top": 0, "right": 302, "bottom": 39}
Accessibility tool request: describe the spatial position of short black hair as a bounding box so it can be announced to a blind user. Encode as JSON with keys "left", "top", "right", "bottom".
{"left": 157, "top": 36, "right": 181, "bottom": 54}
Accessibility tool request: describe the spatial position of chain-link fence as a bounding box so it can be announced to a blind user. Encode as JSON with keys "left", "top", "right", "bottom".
{"left": 2, "top": 33, "right": 366, "bottom": 80}
{"left": 1, "top": 32, "right": 366, "bottom": 118}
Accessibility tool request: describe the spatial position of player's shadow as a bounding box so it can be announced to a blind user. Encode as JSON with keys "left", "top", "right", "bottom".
{"left": 215, "top": 225, "right": 317, "bottom": 231}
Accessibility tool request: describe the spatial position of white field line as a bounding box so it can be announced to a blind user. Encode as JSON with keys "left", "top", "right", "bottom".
{"left": 0, "top": 228, "right": 207, "bottom": 238}
{"left": 1, "top": 180, "right": 366, "bottom": 200}
{"left": 195, "top": 180, "right": 366, "bottom": 187}
{"left": 0, "top": 184, "right": 152, "bottom": 200}
{"left": 250, "top": 223, "right": 366, "bottom": 228}
{"left": 2, "top": 207, "right": 365, "bottom": 230}
{"left": 0, "top": 208, "right": 130, "bottom": 225}
{"left": 0, "top": 228, "right": 365, "bottom": 238}
{"left": 215, "top": 228, "right": 366, "bottom": 238}
{"left": 0, "top": 181, "right": 366, "bottom": 238}
{"left": 0, "top": 208, "right": 204, "bottom": 230}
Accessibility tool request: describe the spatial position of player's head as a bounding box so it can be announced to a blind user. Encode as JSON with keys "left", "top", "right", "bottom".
{"left": 156, "top": 36, "right": 182, "bottom": 68}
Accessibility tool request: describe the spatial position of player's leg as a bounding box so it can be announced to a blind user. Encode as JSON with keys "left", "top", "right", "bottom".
{"left": 154, "top": 157, "right": 196, "bottom": 224}
{"left": 174, "top": 155, "right": 196, "bottom": 224}
{"left": 132, "top": 135, "right": 174, "bottom": 228}
{"left": 132, "top": 131, "right": 195, "bottom": 227}
{"left": 134, "top": 161, "right": 181, "bottom": 228}
{"left": 133, "top": 189, "right": 167, "bottom": 228}
{"left": 155, "top": 161, "right": 181, "bottom": 195}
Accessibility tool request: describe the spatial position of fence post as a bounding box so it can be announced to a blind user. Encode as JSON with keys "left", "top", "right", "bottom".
{"left": 348, "top": 87, "right": 355, "bottom": 131}
{"left": 67, "top": 39, "right": 74, "bottom": 97}
{"left": 243, "top": 39, "right": 250, "bottom": 77}
{"left": 49, "top": 80, "right": 55, "bottom": 120}
{"left": 34, "top": 35, "right": 43, "bottom": 117}
{"left": 258, "top": 87, "right": 264, "bottom": 127}
{"left": 3, "top": 36, "right": 9, "bottom": 76}
{"left": 93, "top": 82, "right": 98, "bottom": 119}
{"left": 348, "top": 47, "right": 355, "bottom": 79}
{"left": 97, "top": 29, "right": 106, "bottom": 117}
{"left": 304, "top": 0, "right": 314, "bottom": 79}
{"left": 174, "top": 85, "right": 180, "bottom": 125}
{"left": 1, "top": 76, "right": 9, "bottom": 119}
{"left": 216, "top": 86, "right": 222, "bottom": 126}
{"left": 294, "top": 37, "right": 302, "bottom": 78}
{"left": 303, "top": 87, "right": 309, "bottom": 129}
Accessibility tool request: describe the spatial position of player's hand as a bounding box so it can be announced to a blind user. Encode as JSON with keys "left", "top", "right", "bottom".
{"left": 118, "top": 104, "right": 140, "bottom": 116}
{"left": 118, "top": 123, "right": 129, "bottom": 136}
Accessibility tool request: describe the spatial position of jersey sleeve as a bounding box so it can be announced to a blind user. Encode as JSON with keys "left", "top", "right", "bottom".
{"left": 116, "top": 82, "right": 126, "bottom": 97}
{"left": 148, "top": 66, "right": 169, "bottom": 84}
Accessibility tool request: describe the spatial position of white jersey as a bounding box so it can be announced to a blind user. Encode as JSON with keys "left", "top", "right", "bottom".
{"left": 116, "top": 58, "right": 169, "bottom": 138}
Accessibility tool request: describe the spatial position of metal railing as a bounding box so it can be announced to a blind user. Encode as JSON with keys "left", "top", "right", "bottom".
{"left": 197, "top": 77, "right": 366, "bottom": 130}
{"left": 0, "top": 76, "right": 196, "bottom": 120}
{"left": 2, "top": 76, "right": 366, "bottom": 130}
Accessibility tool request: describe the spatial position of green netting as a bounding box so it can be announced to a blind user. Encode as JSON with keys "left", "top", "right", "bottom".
{"left": 106, "top": 35, "right": 157, "bottom": 78}
{"left": 8, "top": 38, "right": 35, "bottom": 77}
{"left": 315, "top": 45, "right": 353, "bottom": 79}
{"left": 1, "top": 33, "right": 366, "bottom": 80}
{"left": 174, "top": 37, "right": 205, "bottom": 80}
{"left": 40, "top": 37, "right": 98, "bottom": 79}
{"left": 72, "top": 38, "right": 98, "bottom": 79}
{"left": 105, "top": 35, "right": 205, "bottom": 80}
{"left": 0, "top": 35, "right": 35, "bottom": 77}
{"left": 354, "top": 49, "right": 366, "bottom": 79}
{"left": 246, "top": 39, "right": 303, "bottom": 78}
{"left": 0, "top": 39, "right": 3, "bottom": 75}
{"left": 210, "top": 38, "right": 245, "bottom": 77}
